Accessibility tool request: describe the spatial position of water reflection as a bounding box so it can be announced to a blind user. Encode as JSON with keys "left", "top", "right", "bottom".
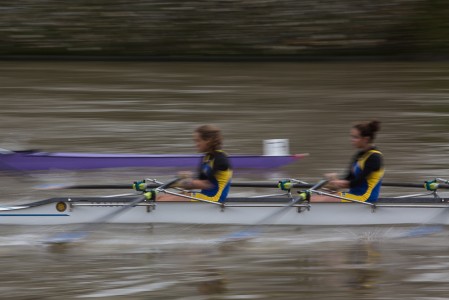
{"left": 345, "top": 242, "right": 382, "bottom": 290}
{"left": 0, "top": 224, "right": 448, "bottom": 299}
{"left": 195, "top": 268, "right": 227, "bottom": 295}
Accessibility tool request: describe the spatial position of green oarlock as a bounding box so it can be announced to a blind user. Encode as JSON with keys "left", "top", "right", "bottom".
{"left": 278, "top": 180, "right": 292, "bottom": 191}
{"left": 132, "top": 180, "right": 147, "bottom": 192}
{"left": 144, "top": 190, "right": 157, "bottom": 201}
{"left": 424, "top": 180, "right": 439, "bottom": 191}
{"left": 297, "top": 190, "right": 311, "bottom": 201}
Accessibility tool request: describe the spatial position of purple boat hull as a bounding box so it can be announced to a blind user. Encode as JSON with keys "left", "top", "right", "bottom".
{"left": 0, "top": 150, "right": 306, "bottom": 171}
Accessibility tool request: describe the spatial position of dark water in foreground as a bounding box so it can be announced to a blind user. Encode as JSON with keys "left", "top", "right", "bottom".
{"left": 0, "top": 61, "right": 449, "bottom": 299}
{"left": 1, "top": 225, "right": 449, "bottom": 300}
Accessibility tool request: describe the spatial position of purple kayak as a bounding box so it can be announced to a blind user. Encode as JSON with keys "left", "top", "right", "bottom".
{"left": 0, "top": 150, "right": 307, "bottom": 171}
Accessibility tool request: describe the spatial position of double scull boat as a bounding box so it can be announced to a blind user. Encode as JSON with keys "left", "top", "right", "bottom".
{"left": 0, "top": 194, "right": 448, "bottom": 226}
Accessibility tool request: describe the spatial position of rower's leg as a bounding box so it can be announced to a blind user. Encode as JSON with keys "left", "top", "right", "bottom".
{"left": 157, "top": 193, "right": 192, "bottom": 202}
{"left": 310, "top": 194, "right": 342, "bottom": 202}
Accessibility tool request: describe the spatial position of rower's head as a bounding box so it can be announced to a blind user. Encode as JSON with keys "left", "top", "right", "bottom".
{"left": 194, "top": 124, "right": 223, "bottom": 153}
{"left": 351, "top": 120, "right": 381, "bottom": 148}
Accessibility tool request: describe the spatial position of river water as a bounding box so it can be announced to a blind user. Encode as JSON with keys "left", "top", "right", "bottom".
{"left": 0, "top": 61, "right": 449, "bottom": 299}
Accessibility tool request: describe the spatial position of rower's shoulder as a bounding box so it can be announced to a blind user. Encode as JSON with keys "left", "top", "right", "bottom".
{"left": 367, "top": 147, "right": 383, "bottom": 157}
{"left": 370, "top": 146, "right": 382, "bottom": 152}
{"left": 214, "top": 150, "right": 230, "bottom": 159}
{"left": 214, "top": 150, "right": 232, "bottom": 169}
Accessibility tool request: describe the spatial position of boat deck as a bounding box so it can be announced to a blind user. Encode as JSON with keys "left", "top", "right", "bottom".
{"left": 18, "top": 195, "right": 449, "bottom": 208}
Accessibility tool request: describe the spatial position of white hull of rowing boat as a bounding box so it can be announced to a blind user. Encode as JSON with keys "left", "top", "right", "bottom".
{"left": 0, "top": 198, "right": 448, "bottom": 226}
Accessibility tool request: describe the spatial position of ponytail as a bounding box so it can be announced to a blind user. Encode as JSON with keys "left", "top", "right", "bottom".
{"left": 354, "top": 120, "right": 381, "bottom": 142}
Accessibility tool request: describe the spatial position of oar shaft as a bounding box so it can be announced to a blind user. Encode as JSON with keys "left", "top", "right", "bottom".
{"left": 383, "top": 182, "right": 449, "bottom": 189}
{"left": 233, "top": 181, "right": 449, "bottom": 189}
{"left": 245, "top": 179, "right": 327, "bottom": 226}
{"left": 64, "top": 183, "right": 158, "bottom": 189}
{"left": 63, "top": 182, "right": 310, "bottom": 189}
{"left": 50, "top": 181, "right": 449, "bottom": 190}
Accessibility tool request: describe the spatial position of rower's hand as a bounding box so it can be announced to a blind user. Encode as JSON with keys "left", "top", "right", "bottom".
{"left": 325, "top": 179, "right": 346, "bottom": 191}
{"left": 324, "top": 173, "right": 338, "bottom": 181}
{"left": 174, "top": 171, "right": 195, "bottom": 189}
{"left": 324, "top": 181, "right": 339, "bottom": 191}
{"left": 132, "top": 180, "right": 146, "bottom": 192}
{"left": 173, "top": 178, "right": 194, "bottom": 189}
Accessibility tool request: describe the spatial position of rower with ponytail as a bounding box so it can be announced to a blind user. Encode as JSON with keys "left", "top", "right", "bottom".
{"left": 311, "top": 120, "right": 384, "bottom": 203}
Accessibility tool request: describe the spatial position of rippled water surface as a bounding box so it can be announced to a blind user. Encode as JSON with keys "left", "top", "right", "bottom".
{"left": 0, "top": 61, "right": 449, "bottom": 299}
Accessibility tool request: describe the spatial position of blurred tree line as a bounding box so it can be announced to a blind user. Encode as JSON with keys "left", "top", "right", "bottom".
{"left": 0, "top": 0, "right": 448, "bottom": 59}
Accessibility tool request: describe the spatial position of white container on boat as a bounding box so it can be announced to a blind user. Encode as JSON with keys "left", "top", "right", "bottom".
{"left": 263, "top": 139, "right": 290, "bottom": 156}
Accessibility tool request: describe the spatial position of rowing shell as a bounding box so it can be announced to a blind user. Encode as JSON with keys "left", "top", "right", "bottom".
{"left": 0, "top": 150, "right": 307, "bottom": 171}
{"left": 0, "top": 196, "right": 448, "bottom": 226}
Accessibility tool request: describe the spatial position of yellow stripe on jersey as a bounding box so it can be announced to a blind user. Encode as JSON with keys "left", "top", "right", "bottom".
{"left": 341, "top": 149, "right": 384, "bottom": 202}
{"left": 193, "top": 169, "right": 233, "bottom": 202}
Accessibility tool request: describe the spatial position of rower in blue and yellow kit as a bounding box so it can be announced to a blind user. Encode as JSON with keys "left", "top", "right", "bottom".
{"left": 311, "top": 120, "right": 384, "bottom": 203}
{"left": 156, "top": 124, "right": 233, "bottom": 202}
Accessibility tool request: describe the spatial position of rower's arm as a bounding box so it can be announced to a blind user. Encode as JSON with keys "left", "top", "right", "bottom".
{"left": 179, "top": 178, "right": 213, "bottom": 190}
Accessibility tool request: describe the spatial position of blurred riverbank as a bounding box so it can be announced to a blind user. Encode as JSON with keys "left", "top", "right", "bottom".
{"left": 1, "top": 0, "right": 448, "bottom": 58}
